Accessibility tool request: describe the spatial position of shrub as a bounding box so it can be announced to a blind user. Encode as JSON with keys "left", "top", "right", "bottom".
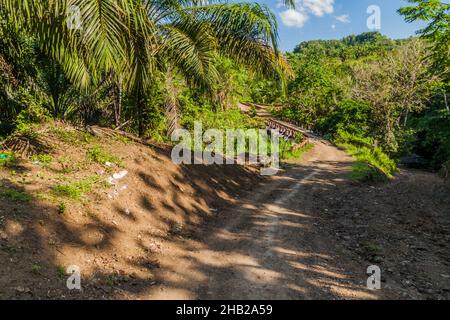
{"left": 335, "top": 130, "right": 397, "bottom": 181}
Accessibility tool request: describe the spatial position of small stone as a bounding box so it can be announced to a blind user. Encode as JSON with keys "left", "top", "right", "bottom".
{"left": 0, "top": 231, "right": 8, "bottom": 241}
{"left": 372, "top": 256, "right": 383, "bottom": 263}
{"left": 15, "top": 286, "right": 31, "bottom": 294}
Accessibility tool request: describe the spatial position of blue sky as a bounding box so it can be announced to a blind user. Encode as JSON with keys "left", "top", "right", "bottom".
{"left": 254, "top": 0, "right": 426, "bottom": 51}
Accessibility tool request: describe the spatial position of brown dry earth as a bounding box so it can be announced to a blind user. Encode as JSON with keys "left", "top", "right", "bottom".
{"left": 142, "top": 140, "right": 450, "bottom": 300}
{"left": 1, "top": 128, "right": 449, "bottom": 299}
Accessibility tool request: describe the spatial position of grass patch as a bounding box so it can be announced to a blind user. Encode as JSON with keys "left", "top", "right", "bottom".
{"left": 114, "top": 134, "right": 132, "bottom": 145}
{"left": 340, "top": 144, "right": 397, "bottom": 181}
{"left": 86, "top": 145, "right": 122, "bottom": 166}
{"left": 50, "top": 127, "right": 93, "bottom": 145}
{"left": 31, "top": 263, "right": 42, "bottom": 274}
{"left": 57, "top": 202, "right": 67, "bottom": 214}
{"left": 335, "top": 132, "right": 397, "bottom": 182}
{"left": 52, "top": 176, "right": 101, "bottom": 200}
{"left": 105, "top": 274, "right": 117, "bottom": 287}
{"left": 0, "top": 186, "right": 32, "bottom": 202}
{"left": 282, "top": 143, "right": 314, "bottom": 160}
{"left": 31, "top": 154, "right": 53, "bottom": 166}
{"left": 363, "top": 242, "right": 383, "bottom": 255}
{"left": 56, "top": 265, "right": 66, "bottom": 279}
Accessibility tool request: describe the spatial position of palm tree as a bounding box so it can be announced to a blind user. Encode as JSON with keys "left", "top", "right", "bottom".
{"left": 1, "top": 0, "right": 294, "bottom": 135}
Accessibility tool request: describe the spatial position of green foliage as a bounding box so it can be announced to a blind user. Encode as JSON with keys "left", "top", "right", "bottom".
{"left": 415, "top": 109, "right": 450, "bottom": 169}
{"left": 282, "top": 143, "right": 314, "bottom": 160}
{"left": 334, "top": 130, "right": 373, "bottom": 149}
{"left": 52, "top": 176, "right": 101, "bottom": 200}
{"left": 336, "top": 131, "right": 397, "bottom": 181}
{"left": 318, "top": 100, "right": 371, "bottom": 138}
{"left": 31, "top": 263, "right": 41, "bottom": 274}
{"left": 2, "top": 0, "right": 292, "bottom": 137}
{"left": 0, "top": 151, "right": 16, "bottom": 167}
{"left": 399, "top": 0, "right": 450, "bottom": 81}
{"left": 274, "top": 29, "right": 447, "bottom": 173}
{"left": 182, "top": 106, "right": 263, "bottom": 132}
{"left": 363, "top": 242, "right": 383, "bottom": 255}
{"left": 57, "top": 202, "right": 66, "bottom": 215}
{"left": 31, "top": 154, "right": 53, "bottom": 166}
{"left": 56, "top": 265, "right": 66, "bottom": 279}
{"left": 50, "top": 127, "right": 93, "bottom": 145}
{"left": 86, "top": 145, "right": 122, "bottom": 166}
{"left": 0, "top": 186, "right": 32, "bottom": 202}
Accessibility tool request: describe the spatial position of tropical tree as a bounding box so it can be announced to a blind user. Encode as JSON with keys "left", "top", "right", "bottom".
{"left": 399, "top": 0, "right": 450, "bottom": 80}
{"left": 1, "top": 0, "right": 294, "bottom": 135}
{"left": 351, "top": 40, "right": 436, "bottom": 152}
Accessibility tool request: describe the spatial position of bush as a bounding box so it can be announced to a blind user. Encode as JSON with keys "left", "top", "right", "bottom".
{"left": 335, "top": 130, "right": 397, "bottom": 181}
{"left": 182, "top": 107, "right": 263, "bottom": 132}
{"left": 318, "top": 100, "right": 371, "bottom": 137}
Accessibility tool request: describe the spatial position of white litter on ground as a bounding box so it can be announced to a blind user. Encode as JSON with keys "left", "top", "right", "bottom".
{"left": 107, "top": 170, "right": 128, "bottom": 185}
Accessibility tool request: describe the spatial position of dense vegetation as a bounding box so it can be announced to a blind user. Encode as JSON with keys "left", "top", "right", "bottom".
{"left": 0, "top": 0, "right": 448, "bottom": 180}
{"left": 0, "top": 0, "right": 293, "bottom": 139}
{"left": 254, "top": 1, "right": 449, "bottom": 180}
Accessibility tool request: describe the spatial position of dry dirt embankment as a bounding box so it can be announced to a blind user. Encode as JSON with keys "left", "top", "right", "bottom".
{"left": 0, "top": 123, "right": 262, "bottom": 299}
{"left": 1, "top": 123, "right": 449, "bottom": 300}
{"left": 143, "top": 140, "right": 450, "bottom": 300}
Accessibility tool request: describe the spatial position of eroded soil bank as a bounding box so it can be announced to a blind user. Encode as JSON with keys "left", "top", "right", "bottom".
{"left": 1, "top": 127, "right": 449, "bottom": 299}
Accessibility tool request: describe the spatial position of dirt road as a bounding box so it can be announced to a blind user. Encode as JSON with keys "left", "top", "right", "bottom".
{"left": 3, "top": 126, "right": 447, "bottom": 300}
{"left": 145, "top": 141, "right": 450, "bottom": 300}
{"left": 146, "top": 141, "right": 375, "bottom": 299}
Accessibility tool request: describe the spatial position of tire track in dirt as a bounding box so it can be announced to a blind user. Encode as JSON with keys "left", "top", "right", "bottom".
{"left": 146, "top": 141, "right": 381, "bottom": 299}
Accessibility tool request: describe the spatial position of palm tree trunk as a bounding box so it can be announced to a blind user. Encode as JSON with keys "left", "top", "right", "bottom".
{"left": 114, "top": 81, "right": 122, "bottom": 128}
{"left": 137, "top": 91, "right": 145, "bottom": 137}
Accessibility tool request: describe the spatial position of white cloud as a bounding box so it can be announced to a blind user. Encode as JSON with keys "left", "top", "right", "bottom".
{"left": 303, "top": 0, "right": 334, "bottom": 17}
{"left": 335, "top": 14, "right": 351, "bottom": 23}
{"left": 279, "top": 0, "right": 335, "bottom": 28}
{"left": 279, "top": 9, "right": 309, "bottom": 28}
{"left": 331, "top": 24, "right": 336, "bottom": 30}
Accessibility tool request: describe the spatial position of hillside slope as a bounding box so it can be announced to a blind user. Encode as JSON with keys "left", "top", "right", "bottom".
{"left": 0, "top": 122, "right": 262, "bottom": 299}
{"left": 1, "top": 122, "right": 449, "bottom": 300}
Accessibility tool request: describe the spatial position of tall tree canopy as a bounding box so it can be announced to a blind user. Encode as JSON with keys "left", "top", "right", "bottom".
{"left": 1, "top": 0, "right": 293, "bottom": 134}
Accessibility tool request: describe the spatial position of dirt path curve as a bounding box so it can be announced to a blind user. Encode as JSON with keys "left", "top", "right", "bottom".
{"left": 145, "top": 140, "right": 384, "bottom": 299}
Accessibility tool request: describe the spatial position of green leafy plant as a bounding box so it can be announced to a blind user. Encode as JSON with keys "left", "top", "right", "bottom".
{"left": 56, "top": 265, "right": 66, "bottom": 279}
{"left": 86, "top": 145, "right": 122, "bottom": 166}
{"left": 31, "top": 154, "right": 53, "bottom": 166}
{"left": 336, "top": 131, "right": 397, "bottom": 181}
{"left": 57, "top": 202, "right": 66, "bottom": 215}
{"left": 0, "top": 186, "right": 32, "bottom": 202}
{"left": 50, "top": 128, "right": 93, "bottom": 145}
{"left": 52, "top": 176, "right": 100, "bottom": 200}
{"left": 0, "top": 152, "right": 16, "bottom": 167}
{"left": 105, "top": 275, "right": 117, "bottom": 287}
{"left": 31, "top": 263, "right": 42, "bottom": 274}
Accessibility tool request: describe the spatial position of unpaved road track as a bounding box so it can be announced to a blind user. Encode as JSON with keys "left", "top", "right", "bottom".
{"left": 146, "top": 141, "right": 386, "bottom": 299}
